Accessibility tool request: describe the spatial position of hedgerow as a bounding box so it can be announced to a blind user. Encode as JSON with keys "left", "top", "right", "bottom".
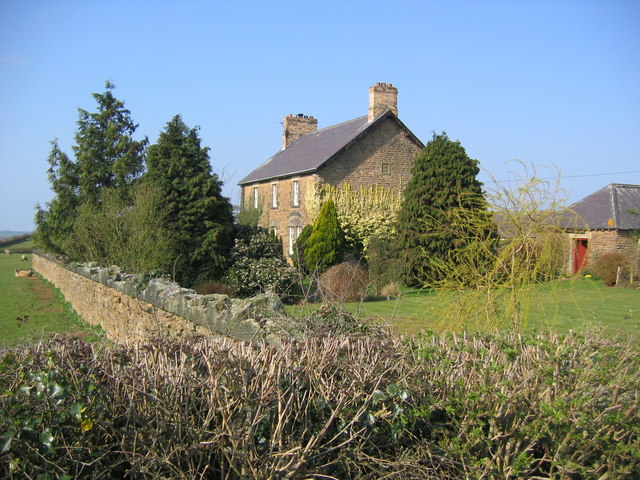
{"left": 1, "top": 330, "right": 638, "bottom": 479}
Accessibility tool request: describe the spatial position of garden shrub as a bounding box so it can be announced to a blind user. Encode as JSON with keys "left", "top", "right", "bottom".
{"left": 380, "top": 282, "right": 401, "bottom": 299}
{"left": 318, "top": 261, "right": 369, "bottom": 303}
{"left": 366, "top": 235, "right": 402, "bottom": 295}
{"left": 591, "top": 252, "right": 630, "bottom": 286}
{"left": 1, "top": 331, "right": 638, "bottom": 479}
{"left": 225, "top": 226, "right": 297, "bottom": 298}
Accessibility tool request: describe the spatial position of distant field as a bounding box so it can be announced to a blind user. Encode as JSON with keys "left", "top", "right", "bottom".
{"left": 287, "top": 278, "right": 640, "bottom": 344}
{"left": 0, "top": 251, "right": 102, "bottom": 347}
{"left": 0, "top": 236, "right": 34, "bottom": 253}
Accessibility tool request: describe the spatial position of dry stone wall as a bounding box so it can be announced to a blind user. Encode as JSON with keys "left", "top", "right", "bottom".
{"left": 33, "top": 254, "right": 301, "bottom": 344}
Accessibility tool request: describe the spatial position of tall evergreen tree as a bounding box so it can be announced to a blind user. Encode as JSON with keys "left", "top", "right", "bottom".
{"left": 73, "top": 81, "right": 147, "bottom": 204}
{"left": 35, "top": 82, "right": 147, "bottom": 254}
{"left": 395, "top": 132, "right": 491, "bottom": 287}
{"left": 145, "top": 115, "right": 234, "bottom": 286}
{"left": 304, "top": 199, "right": 346, "bottom": 274}
{"left": 34, "top": 140, "right": 79, "bottom": 254}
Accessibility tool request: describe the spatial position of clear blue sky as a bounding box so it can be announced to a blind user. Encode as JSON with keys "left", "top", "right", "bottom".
{"left": 1, "top": 0, "right": 639, "bottom": 232}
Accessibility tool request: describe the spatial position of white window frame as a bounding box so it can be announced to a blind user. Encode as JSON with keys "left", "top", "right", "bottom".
{"left": 271, "top": 183, "right": 279, "bottom": 209}
{"left": 292, "top": 180, "right": 300, "bottom": 207}
{"left": 288, "top": 225, "right": 302, "bottom": 256}
{"left": 253, "top": 187, "right": 259, "bottom": 209}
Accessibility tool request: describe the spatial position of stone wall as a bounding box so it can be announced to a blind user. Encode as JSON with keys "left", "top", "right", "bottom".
{"left": 589, "top": 230, "right": 637, "bottom": 262}
{"left": 33, "top": 254, "right": 300, "bottom": 344}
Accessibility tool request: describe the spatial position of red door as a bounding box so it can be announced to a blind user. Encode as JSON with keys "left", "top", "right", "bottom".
{"left": 573, "top": 239, "right": 588, "bottom": 273}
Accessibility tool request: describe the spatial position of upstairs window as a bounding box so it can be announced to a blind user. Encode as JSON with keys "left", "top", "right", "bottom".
{"left": 253, "top": 187, "right": 259, "bottom": 209}
{"left": 271, "top": 183, "right": 279, "bottom": 209}
{"left": 381, "top": 162, "right": 390, "bottom": 175}
{"left": 292, "top": 180, "right": 300, "bottom": 207}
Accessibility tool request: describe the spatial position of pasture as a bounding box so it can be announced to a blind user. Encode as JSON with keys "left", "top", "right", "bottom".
{"left": 0, "top": 248, "right": 101, "bottom": 347}
{"left": 289, "top": 278, "right": 640, "bottom": 344}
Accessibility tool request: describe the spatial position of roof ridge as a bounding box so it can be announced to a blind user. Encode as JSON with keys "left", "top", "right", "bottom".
{"left": 311, "top": 115, "right": 368, "bottom": 134}
{"left": 610, "top": 184, "right": 620, "bottom": 228}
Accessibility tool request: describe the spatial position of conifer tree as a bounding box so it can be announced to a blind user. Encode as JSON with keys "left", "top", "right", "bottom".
{"left": 304, "top": 199, "right": 346, "bottom": 274}
{"left": 73, "top": 81, "right": 147, "bottom": 204}
{"left": 34, "top": 140, "right": 79, "bottom": 254}
{"left": 145, "top": 115, "right": 234, "bottom": 286}
{"left": 35, "top": 82, "right": 147, "bottom": 254}
{"left": 395, "top": 133, "right": 492, "bottom": 287}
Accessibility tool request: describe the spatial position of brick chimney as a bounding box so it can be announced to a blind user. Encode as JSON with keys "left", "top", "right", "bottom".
{"left": 368, "top": 82, "right": 398, "bottom": 122}
{"left": 282, "top": 114, "right": 318, "bottom": 149}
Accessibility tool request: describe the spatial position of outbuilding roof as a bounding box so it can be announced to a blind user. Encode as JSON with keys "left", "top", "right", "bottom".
{"left": 238, "top": 111, "right": 423, "bottom": 185}
{"left": 561, "top": 184, "right": 640, "bottom": 230}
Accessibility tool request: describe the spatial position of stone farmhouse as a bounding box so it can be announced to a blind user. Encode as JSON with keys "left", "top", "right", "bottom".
{"left": 560, "top": 183, "right": 640, "bottom": 273}
{"left": 238, "top": 83, "right": 424, "bottom": 257}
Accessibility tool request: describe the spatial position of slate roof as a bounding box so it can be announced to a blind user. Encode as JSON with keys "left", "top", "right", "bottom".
{"left": 560, "top": 184, "right": 640, "bottom": 230}
{"left": 238, "top": 111, "right": 423, "bottom": 185}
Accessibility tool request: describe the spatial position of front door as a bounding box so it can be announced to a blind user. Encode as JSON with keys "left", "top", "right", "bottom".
{"left": 573, "top": 239, "right": 588, "bottom": 273}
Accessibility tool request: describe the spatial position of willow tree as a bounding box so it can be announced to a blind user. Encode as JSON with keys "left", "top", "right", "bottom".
{"left": 429, "top": 163, "right": 571, "bottom": 331}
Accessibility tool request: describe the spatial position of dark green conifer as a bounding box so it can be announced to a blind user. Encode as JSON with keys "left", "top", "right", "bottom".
{"left": 395, "top": 133, "right": 491, "bottom": 287}
{"left": 145, "top": 115, "right": 234, "bottom": 286}
{"left": 304, "top": 199, "right": 346, "bottom": 274}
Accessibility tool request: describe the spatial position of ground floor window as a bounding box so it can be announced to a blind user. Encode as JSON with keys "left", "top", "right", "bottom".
{"left": 288, "top": 225, "right": 302, "bottom": 256}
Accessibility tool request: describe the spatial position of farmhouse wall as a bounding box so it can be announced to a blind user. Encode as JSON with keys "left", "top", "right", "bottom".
{"left": 243, "top": 174, "right": 319, "bottom": 237}
{"left": 317, "top": 116, "right": 419, "bottom": 193}
{"left": 588, "top": 230, "right": 636, "bottom": 261}
{"left": 32, "top": 254, "right": 299, "bottom": 344}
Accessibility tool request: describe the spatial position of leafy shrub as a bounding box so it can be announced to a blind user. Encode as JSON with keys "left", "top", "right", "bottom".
{"left": 366, "top": 235, "right": 402, "bottom": 295}
{"left": 64, "top": 184, "right": 173, "bottom": 275}
{"left": 318, "top": 261, "right": 369, "bottom": 303}
{"left": 592, "top": 252, "right": 630, "bottom": 286}
{"left": 380, "top": 282, "right": 401, "bottom": 299}
{"left": 225, "top": 226, "right": 297, "bottom": 298}
{"left": 1, "top": 331, "right": 638, "bottom": 479}
{"left": 304, "top": 304, "right": 382, "bottom": 336}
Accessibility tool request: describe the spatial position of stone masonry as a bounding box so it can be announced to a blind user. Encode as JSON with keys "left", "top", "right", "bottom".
{"left": 317, "top": 115, "right": 419, "bottom": 192}
{"left": 33, "top": 254, "right": 302, "bottom": 344}
{"left": 282, "top": 114, "right": 318, "bottom": 149}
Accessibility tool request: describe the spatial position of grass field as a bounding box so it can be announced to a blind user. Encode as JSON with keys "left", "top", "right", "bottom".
{"left": 287, "top": 278, "right": 640, "bottom": 344}
{"left": 0, "top": 246, "right": 102, "bottom": 347}
{"left": 2, "top": 241, "right": 637, "bottom": 346}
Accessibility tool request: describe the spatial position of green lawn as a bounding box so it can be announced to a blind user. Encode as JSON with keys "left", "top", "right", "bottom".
{"left": 287, "top": 278, "right": 640, "bottom": 343}
{"left": 0, "top": 249, "right": 102, "bottom": 347}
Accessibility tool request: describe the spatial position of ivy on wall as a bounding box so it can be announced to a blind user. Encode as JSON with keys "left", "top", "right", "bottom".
{"left": 305, "top": 183, "right": 402, "bottom": 254}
